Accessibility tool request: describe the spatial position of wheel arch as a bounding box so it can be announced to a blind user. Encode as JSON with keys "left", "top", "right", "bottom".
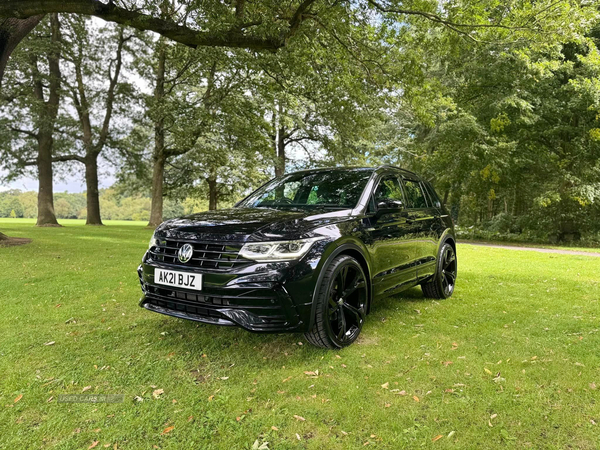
{"left": 307, "top": 242, "right": 373, "bottom": 331}
{"left": 438, "top": 228, "right": 456, "bottom": 254}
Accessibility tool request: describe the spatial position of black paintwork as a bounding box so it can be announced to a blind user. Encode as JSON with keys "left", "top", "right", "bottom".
{"left": 138, "top": 166, "right": 455, "bottom": 333}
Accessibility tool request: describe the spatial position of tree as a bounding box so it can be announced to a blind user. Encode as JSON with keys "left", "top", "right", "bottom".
{"left": 0, "top": 13, "right": 65, "bottom": 226}
{"left": 140, "top": 39, "right": 254, "bottom": 226}
{"left": 54, "top": 17, "right": 130, "bottom": 225}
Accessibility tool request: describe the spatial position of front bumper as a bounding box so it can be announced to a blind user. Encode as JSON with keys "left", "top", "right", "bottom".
{"left": 137, "top": 256, "right": 318, "bottom": 333}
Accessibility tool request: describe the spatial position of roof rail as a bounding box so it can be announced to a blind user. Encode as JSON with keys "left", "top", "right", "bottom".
{"left": 375, "top": 164, "right": 418, "bottom": 176}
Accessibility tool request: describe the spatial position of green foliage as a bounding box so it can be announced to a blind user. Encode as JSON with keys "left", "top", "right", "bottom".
{"left": 391, "top": 8, "right": 600, "bottom": 243}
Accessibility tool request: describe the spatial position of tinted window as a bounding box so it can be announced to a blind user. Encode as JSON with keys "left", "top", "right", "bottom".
{"left": 402, "top": 179, "right": 428, "bottom": 208}
{"left": 374, "top": 176, "right": 404, "bottom": 204}
{"left": 238, "top": 170, "right": 372, "bottom": 209}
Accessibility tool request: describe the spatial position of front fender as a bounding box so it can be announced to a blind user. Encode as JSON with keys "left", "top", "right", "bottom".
{"left": 306, "top": 238, "right": 372, "bottom": 331}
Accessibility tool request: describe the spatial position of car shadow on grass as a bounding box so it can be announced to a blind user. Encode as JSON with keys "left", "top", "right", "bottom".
{"left": 135, "top": 285, "right": 432, "bottom": 361}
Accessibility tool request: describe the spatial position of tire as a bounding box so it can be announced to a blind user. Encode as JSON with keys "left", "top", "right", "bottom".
{"left": 421, "top": 242, "right": 457, "bottom": 299}
{"left": 304, "top": 255, "right": 369, "bottom": 349}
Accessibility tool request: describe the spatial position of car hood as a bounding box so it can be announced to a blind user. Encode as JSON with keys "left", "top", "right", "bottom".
{"left": 157, "top": 207, "right": 352, "bottom": 242}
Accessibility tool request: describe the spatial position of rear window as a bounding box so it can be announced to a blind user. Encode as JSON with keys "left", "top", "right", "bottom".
{"left": 423, "top": 181, "right": 442, "bottom": 208}
{"left": 402, "top": 179, "right": 428, "bottom": 209}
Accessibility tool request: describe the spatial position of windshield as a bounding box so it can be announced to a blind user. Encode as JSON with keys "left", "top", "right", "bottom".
{"left": 237, "top": 170, "right": 372, "bottom": 210}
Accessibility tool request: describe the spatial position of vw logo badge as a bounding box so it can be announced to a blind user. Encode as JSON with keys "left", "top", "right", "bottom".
{"left": 177, "top": 243, "right": 193, "bottom": 263}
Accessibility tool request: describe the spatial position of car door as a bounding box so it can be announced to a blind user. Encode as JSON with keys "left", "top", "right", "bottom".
{"left": 363, "top": 173, "right": 418, "bottom": 297}
{"left": 400, "top": 177, "right": 439, "bottom": 280}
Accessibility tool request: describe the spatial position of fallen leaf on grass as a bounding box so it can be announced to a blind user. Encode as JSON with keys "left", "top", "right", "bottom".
{"left": 251, "top": 440, "right": 269, "bottom": 450}
{"left": 296, "top": 434, "right": 301, "bottom": 441}
{"left": 293, "top": 415, "right": 305, "bottom": 421}
{"left": 384, "top": 403, "right": 391, "bottom": 408}
{"left": 44, "top": 341, "right": 55, "bottom": 346}
{"left": 432, "top": 435, "right": 443, "bottom": 442}
{"left": 381, "top": 382, "right": 389, "bottom": 389}
{"left": 161, "top": 426, "right": 174, "bottom": 435}
{"left": 14, "top": 394, "right": 22, "bottom": 403}
{"left": 152, "top": 389, "right": 164, "bottom": 399}
{"left": 282, "top": 376, "right": 292, "bottom": 383}
{"left": 484, "top": 368, "right": 492, "bottom": 375}
{"left": 271, "top": 426, "right": 279, "bottom": 431}
{"left": 82, "top": 386, "right": 92, "bottom": 393}
{"left": 448, "top": 431, "right": 455, "bottom": 438}
{"left": 88, "top": 441, "right": 99, "bottom": 449}
{"left": 208, "top": 395, "right": 214, "bottom": 402}
{"left": 413, "top": 396, "right": 419, "bottom": 402}
{"left": 442, "top": 361, "right": 453, "bottom": 366}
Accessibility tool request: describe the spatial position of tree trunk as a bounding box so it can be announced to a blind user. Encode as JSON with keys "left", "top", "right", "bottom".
{"left": 274, "top": 103, "right": 286, "bottom": 177}
{"left": 34, "top": 13, "right": 61, "bottom": 227}
{"left": 208, "top": 171, "right": 218, "bottom": 210}
{"left": 0, "top": 232, "right": 8, "bottom": 241}
{"left": 36, "top": 133, "right": 59, "bottom": 226}
{"left": 0, "top": 15, "right": 44, "bottom": 86}
{"left": 85, "top": 153, "right": 102, "bottom": 225}
{"left": 275, "top": 127, "right": 286, "bottom": 177}
{"left": 147, "top": 38, "right": 166, "bottom": 228}
{"left": 148, "top": 153, "right": 166, "bottom": 227}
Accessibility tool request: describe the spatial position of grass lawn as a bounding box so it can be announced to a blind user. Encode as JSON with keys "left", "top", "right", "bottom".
{"left": 1, "top": 220, "right": 600, "bottom": 449}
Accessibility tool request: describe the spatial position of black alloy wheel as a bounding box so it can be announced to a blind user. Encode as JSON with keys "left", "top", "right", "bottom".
{"left": 422, "top": 242, "right": 457, "bottom": 299}
{"left": 305, "top": 255, "right": 369, "bottom": 349}
{"left": 440, "top": 245, "right": 457, "bottom": 296}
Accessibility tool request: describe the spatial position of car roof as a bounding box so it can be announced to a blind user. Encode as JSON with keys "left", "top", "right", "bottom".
{"left": 286, "top": 165, "right": 420, "bottom": 178}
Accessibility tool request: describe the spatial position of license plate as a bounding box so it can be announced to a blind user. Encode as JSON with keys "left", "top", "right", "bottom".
{"left": 154, "top": 268, "right": 202, "bottom": 291}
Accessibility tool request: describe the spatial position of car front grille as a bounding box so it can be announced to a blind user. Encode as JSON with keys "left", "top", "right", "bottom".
{"left": 147, "top": 238, "right": 250, "bottom": 271}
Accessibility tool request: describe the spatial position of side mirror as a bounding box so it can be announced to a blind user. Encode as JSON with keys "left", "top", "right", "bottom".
{"left": 375, "top": 199, "right": 404, "bottom": 217}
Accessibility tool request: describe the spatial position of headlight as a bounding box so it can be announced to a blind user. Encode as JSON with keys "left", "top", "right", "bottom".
{"left": 148, "top": 232, "right": 157, "bottom": 249}
{"left": 239, "top": 237, "right": 325, "bottom": 262}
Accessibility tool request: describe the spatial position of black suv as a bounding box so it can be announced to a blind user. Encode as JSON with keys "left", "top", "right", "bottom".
{"left": 138, "top": 166, "right": 456, "bottom": 348}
